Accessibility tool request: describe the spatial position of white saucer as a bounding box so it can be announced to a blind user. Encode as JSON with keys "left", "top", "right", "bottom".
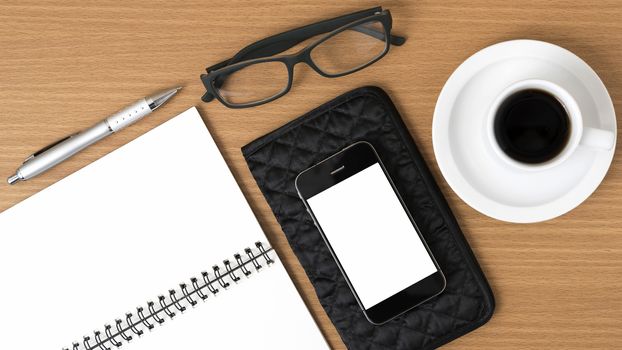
{"left": 432, "top": 40, "right": 617, "bottom": 223}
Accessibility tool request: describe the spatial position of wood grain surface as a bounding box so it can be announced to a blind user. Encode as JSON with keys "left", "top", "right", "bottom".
{"left": 1, "top": 1, "right": 621, "bottom": 349}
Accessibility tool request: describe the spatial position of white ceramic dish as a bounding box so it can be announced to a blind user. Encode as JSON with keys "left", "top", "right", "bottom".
{"left": 432, "top": 40, "right": 617, "bottom": 223}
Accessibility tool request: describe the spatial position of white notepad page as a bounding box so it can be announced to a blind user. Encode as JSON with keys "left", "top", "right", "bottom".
{"left": 0, "top": 107, "right": 328, "bottom": 350}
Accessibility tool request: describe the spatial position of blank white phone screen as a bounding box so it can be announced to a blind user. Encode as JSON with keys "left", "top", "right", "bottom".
{"left": 307, "top": 163, "right": 438, "bottom": 309}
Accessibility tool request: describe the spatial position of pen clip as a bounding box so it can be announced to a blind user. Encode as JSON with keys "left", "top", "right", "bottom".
{"left": 25, "top": 133, "right": 78, "bottom": 163}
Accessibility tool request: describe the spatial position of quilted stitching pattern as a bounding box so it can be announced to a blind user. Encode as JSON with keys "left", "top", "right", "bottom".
{"left": 242, "top": 87, "right": 494, "bottom": 349}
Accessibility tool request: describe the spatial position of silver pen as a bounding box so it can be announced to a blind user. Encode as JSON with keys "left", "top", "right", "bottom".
{"left": 7, "top": 86, "right": 181, "bottom": 185}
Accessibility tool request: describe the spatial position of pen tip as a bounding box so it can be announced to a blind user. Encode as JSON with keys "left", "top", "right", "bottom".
{"left": 147, "top": 87, "right": 182, "bottom": 110}
{"left": 7, "top": 174, "right": 21, "bottom": 185}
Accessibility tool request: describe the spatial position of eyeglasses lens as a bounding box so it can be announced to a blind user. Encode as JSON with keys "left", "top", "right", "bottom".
{"left": 216, "top": 61, "right": 289, "bottom": 106}
{"left": 310, "top": 20, "right": 388, "bottom": 76}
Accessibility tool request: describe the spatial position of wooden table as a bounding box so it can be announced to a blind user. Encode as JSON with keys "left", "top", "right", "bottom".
{"left": 1, "top": 1, "right": 621, "bottom": 349}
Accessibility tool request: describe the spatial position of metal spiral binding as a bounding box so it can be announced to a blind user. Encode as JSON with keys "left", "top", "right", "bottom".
{"left": 63, "top": 242, "right": 274, "bottom": 350}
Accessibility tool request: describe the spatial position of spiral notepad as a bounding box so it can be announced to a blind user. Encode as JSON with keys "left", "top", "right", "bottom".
{"left": 0, "top": 108, "right": 328, "bottom": 350}
{"left": 69, "top": 241, "right": 274, "bottom": 350}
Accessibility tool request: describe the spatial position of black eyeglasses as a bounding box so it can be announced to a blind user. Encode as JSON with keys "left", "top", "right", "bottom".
{"left": 200, "top": 7, "right": 406, "bottom": 108}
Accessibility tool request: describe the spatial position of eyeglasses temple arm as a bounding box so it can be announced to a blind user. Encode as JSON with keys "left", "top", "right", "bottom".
{"left": 205, "top": 7, "right": 386, "bottom": 73}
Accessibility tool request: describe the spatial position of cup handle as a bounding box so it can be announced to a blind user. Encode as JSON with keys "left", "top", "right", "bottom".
{"left": 580, "top": 127, "right": 615, "bottom": 151}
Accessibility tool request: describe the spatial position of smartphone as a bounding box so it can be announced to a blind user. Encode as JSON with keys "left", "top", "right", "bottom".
{"left": 295, "top": 141, "right": 446, "bottom": 324}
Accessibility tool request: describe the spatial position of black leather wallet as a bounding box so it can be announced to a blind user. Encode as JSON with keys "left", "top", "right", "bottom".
{"left": 242, "top": 86, "right": 494, "bottom": 349}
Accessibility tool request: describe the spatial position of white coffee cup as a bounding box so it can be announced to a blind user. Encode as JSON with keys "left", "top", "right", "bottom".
{"left": 486, "top": 79, "right": 615, "bottom": 171}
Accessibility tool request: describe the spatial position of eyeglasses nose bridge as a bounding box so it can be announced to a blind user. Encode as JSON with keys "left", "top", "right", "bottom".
{"left": 284, "top": 46, "right": 325, "bottom": 77}
{"left": 284, "top": 48, "right": 326, "bottom": 85}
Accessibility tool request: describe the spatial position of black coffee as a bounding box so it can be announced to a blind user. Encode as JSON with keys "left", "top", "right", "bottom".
{"left": 494, "top": 89, "right": 570, "bottom": 164}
